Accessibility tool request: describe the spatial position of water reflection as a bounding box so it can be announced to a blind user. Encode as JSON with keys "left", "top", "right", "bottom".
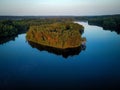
{"left": 28, "top": 41, "right": 86, "bottom": 58}
{"left": 88, "top": 22, "right": 120, "bottom": 35}
{"left": 0, "top": 36, "right": 16, "bottom": 45}
{"left": 103, "top": 27, "right": 120, "bottom": 34}
{"left": 0, "top": 31, "right": 28, "bottom": 45}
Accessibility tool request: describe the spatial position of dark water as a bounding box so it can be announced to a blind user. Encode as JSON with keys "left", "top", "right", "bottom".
{"left": 0, "top": 22, "right": 120, "bottom": 90}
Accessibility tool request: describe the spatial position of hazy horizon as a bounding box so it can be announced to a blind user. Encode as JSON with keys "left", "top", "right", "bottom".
{"left": 0, "top": 0, "right": 120, "bottom": 16}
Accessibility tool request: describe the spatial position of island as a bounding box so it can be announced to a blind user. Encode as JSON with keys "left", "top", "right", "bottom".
{"left": 26, "top": 22, "right": 86, "bottom": 49}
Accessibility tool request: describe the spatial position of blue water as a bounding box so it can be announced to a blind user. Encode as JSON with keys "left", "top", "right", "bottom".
{"left": 0, "top": 22, "right": 120, "bottom": 90}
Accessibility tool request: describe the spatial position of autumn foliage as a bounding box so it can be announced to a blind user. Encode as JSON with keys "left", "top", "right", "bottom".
{"left": 26, "top": 22, "right": 85, "bottom": 49}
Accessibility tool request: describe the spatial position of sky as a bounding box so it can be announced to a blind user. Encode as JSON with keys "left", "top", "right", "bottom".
{"left": 0, "top": 0, "right": 120, "bottom": 16}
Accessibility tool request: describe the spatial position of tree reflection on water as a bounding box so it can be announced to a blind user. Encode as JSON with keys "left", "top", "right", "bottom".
{"left": 28, "top": 41, "right": 86, "bottom": 58}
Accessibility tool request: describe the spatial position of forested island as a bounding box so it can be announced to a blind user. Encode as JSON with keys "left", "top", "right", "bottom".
{"left": 26, "top": 21, "right": 86, "bottom": 49}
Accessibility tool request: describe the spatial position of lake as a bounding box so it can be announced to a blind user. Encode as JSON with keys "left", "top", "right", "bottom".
{"left": 0, "top": 21, "right": 120, "bottom": 90}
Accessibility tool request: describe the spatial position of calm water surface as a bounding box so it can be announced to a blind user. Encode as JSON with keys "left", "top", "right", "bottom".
{"left": 0, "top": 22, "right": 120, "bottom": 90}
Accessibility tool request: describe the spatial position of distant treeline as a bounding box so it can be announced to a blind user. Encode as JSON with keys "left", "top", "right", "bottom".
{"left": 0, "top": 14, "right": 119, "bottom": 21}
{"left": 0, "top": 16, "right": 75, "bottom": 20}
{"left": 87, "top": 15, "right": 120, "bottom": 34}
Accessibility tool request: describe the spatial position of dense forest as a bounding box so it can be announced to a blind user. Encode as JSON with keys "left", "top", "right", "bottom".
{"left": 26, "top": 22, "right": 86, "bottom": 49}
{"left": 88, "top": 15, "right": 120, "bottom": 34}
{"left": 0, "top": 20, "right": 29, "bottom": 44}
{"left": 0, "top": 20, "right": 28, "bottom": 37}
